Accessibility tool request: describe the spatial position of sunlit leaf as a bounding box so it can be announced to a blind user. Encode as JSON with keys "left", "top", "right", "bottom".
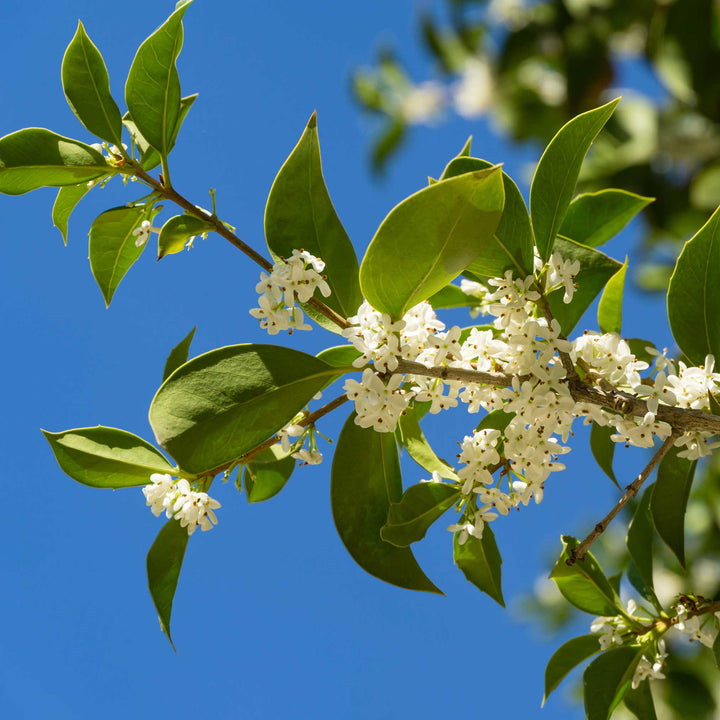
{"left": 158, "top": 214, "right": 214, "bottom": 259}
{"left": 52, "top": 183, "right": 91, "bottom": 245}
{"left": 597, "top": 258, "right": 627, "bottom": 334}
{"left": 162, "top": 326, "right": 196, "bottom": 382}
{"left": 397, "top": 404, "right": 459, "bottom": 480}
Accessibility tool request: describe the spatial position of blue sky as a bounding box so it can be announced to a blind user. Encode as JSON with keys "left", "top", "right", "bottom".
{"left": 0, "top": 2, "right": 673, "bottom": 718}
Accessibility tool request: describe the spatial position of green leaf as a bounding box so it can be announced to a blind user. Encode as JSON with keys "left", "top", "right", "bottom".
{"left": 626, "top": 561, "right": 660, "bottom": 614}
{"left": 427, "top": 283, "right": 479, "bottom": 310}
{"left": 598, "top": 258, "right": 627, "bottom": 334}
{"left": 61, "top": 21, "right": 123, "bottom": 145}
{"left": 397, "top": 405, "right": 459, "bottom": 480}
{"left": 441, "top": 157, "right": 534, "bottom": 279}
{"left": 453, "top": 526, "right": 504, "bottom": 607}
{"left": 543, "top": 634, "right": 602, "bottom": 706}
{"left": 244, "top": 451, "right": 295, "bottom": 503}
{"left": 550, "top": 536, "right": 621, "bottom": 616}
{"left": 667, "top": 205, "right": 720, "bottom": 365}
{"left": 627, "top": 485, "right": 656, "bottom": 600}
{"left": 584, "top": 646, "right": 641, "bottom": 720}
{"left": 315, "top": 345, "right": 362, "bottom": 368}
{"left": 125, "top": 2, "right": 191, "bottom": 158}
{"left": 147, "top": 519, "right": 189, "bottom": 650}
{"left": 475, "top": 408, "right": 515, "bottom": 434}
{"left": 149, "top": 344, "right": 342, "bottom": 475}
{"left": 547, "top": 238, "right": 622, "bottom": 336}
{"left": 381, "top": 482, "right": 460, "bottom": 546}
{"left": 627, "top": 339, "right": 656, "bottom": 366}
{"left": 158, "top": 214, "right": 214, "bottom": 259}
{"left": 52, "top": 183, "right": 91, "bottom": 245}
{"left": 265, "top": 113, "right": 363, "bottom": 330}
{"left": 162, "top": 326, "right": 196, "bottom": 382}
{"left": 88, "top": 205, "right": 147, "bottom": 306}
{"left": 42, "top": 426, "right": 174, "bottom": 488}
{"left": 360, "top": 166, "right": 505, "bottom": 318}
{"left": 371, "top": 120, "right": 405, "bottom": 175}
{"left": 623, "top": 677, "right": 658, "bottom": 720}
{"left": 590, "top": 422, "right": 619, "bottom": 488}
{"left": 0, "top": 128, "right": 111, "bottom": 195}
{"left": 713, "top": 629, "right": 720, "bottom": 670}
{"left": 331, "top": 412, "right": 441, "bottom": 593}
{"left": 531, "top": 99, "right": 620, "bottom": 261}
{"left": 559, "top": 190, "right": 653, "bottom": 249}
{"left": 650, "top": 447, "right": 697, "bottom": 568}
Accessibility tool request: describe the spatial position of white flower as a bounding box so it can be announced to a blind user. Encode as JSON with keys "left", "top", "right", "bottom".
{"left": 292, "top": 448, "right": 323, "bottom": 465}
{"left": 399, "top": 82, "right": 445, "bottom": 124}
{"left": 452, "top": 58, "right": 494, "bottom": 119}
{"left": 170, "top": 479, "right": 221, "bottom": 536}
{"left": 132, "top": 220, "right": 161, "bottom": 247}
{"left": 632, "top": 641, "right": 667, "bottom": 689}
{"left": 142, "top": 473, "right": 176, "bottom": 517}
{"left": 545, "top": 251, "right": 580, "bottom": 304}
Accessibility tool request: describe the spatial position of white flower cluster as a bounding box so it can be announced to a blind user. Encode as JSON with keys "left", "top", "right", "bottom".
{"left": 632, "top": 641, "right": 667, "bottom": 689}
{"left": 143, "top": 473, "right": 221, "bottom": 536}
{"left": 250, "top": 249, "right": 331, "bottom": 335}
{"left": 276, "top": 410, "right": 324, "bottom": 465}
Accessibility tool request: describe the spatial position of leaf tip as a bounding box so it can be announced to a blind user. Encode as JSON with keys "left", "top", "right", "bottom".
{"left": 307, "top": 110, "right": 317, "bottom": 130}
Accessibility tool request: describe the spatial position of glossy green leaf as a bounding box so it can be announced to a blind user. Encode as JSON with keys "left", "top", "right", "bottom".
{"left": 61, "top": 21, "right": 123, "bottom": 145}
{"left": 547, "top": 238, "right": 623, "bottom": 336}
{"left": 88, "top": 205, "right": 147, "bottom": 306}
{"left": 125, "top": 2, "right": 190, "bottom": 157}
{"left": 265, "top": 114, "right": 362, "bottom": 330}
{"left": 147, "top": 519, "right": 189, "bottom": 650}
{"left": 667, "top": 205, "right": 720, "bottom": 365}
{"left": 42, "top": 426, "right": 174, "bottom": 488}
{"left": 627, "top": 485, "right": 656, "bottom": 598}
{"left": 381, "top": 482, "right": 460, "bottom": 546}
{"left": 397, "top": 405, "right": 459, "bottom": 481}
{"left": 453, "top": 526, "right": 504, "bottom": 607}
{"left": 590, "top": 422, "right": 619, "bottom": 488}
{"left": 543, "top": 634, "right": 601, "bottom": 706}
{"left": 550, "top": 536, "right": 621, "bottom": 616}
{"left": 441, "top": 157, "right": 534, "bottom": 279}
{"left": 52, "top": 183, "right": 91, "bottom": 245}
{"left": 598, "top": 258, "right": 627, "bottom": 334}
{"left": 315, "top": 345, "right": 361, "bottom": 368}
{"left": 584, "top": 646, "right": 641, "bottom": 720}
{"left": 162, "top": 326, "right": 196, "bottom": 382}
{"left": 158, "top": 214, "right": 214, "bottom": 259}
{"left": 531, "top": 99, "right": 620, "bottom": 261}
{"left": 650, "top": 447, "right": 697, "bottom": 568}
{"left": 360, "top": 166, "right": 505, "bottom": 318}
{"left": 427, "top": 283, "right": 478, "bottom": 310}
{"left": 331, "top": 412, "right": 441, "bottom": 593}
{"left": 475, "top": 408, "right": 515, "bottom": 434}
{"left": 244, "top": 451, "right": 295, "bottom": 503}
{"left": 559, "top": 190, "right": 653, "bottom": 249}
{"left": 623, "top": 677, "right": 658, "bottom": 720}
{"left": 0, "top": 128, "right": 110, "bottom": 195}
{"left": 149, "top": 344, "right": 342, "bottom": 475}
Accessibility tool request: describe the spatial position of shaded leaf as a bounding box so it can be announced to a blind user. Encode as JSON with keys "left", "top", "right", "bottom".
{"left": 397, "top": 404, "right": 458, "bottom": 480}
{"left": 543, "top": 634, "right": 601, "bottom": 706}
{"left": 590, "top": 422, "right": 619, "bottom": 488}
{"left": 360, "top": 166, "right": 504, "bottom": 318}
{"left": 244, "top": 451, "right": 295, "bottom": 503}
{"left": 52, "top": 183, "right": 91, "bottom": 245}
{"left": 331, "top": 412, "right": 441, "bottom": 593}
{"left": 584, "top": 646, "right": 640, "bottom": 720}
{"left": 149, "top": 344, "right": 342, "bottom": 475}
{"left": 42, "top": 426, "right": 174, "bottom": 488}
{"left": 162, "top": 326, "right": 196, "bottom": 381}
{"left": 531, "top": 98, "right": 620, "bottom": 261}
{"left": 623, "top": 677, "right": 658, "bottom": 720}
{"left": 453, "top": 527, "right": 504, "bottom": 607}
{"left": 627, "top": 485, "right": 657, "bottom": 602}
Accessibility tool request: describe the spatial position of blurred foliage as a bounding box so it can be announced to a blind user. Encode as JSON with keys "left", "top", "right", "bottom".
{"left": 352, "top": 0, "right": 720, "bottom": 289}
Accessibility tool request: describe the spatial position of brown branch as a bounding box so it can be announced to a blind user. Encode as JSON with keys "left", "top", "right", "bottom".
{"left": 395, "top": 358, "right": 518, "bottom": 387}
{"left": 567, "top": 431, "right": 680, "bottom": 565}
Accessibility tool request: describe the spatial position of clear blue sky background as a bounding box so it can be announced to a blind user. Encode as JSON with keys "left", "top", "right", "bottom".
{"left": 1, "top": 2, "right": 673, "bottom": 718}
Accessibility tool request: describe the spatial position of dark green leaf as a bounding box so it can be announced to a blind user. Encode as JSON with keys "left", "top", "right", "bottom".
{"left": 531, "top": 99, "right": 620, "bottom": 261}
{"left": 244, "top": 451, "right": 295, "bottom": 503}
{"left": 543, "top": 634, "right": 602, "bottom": 706}
{"left": 627, "top": 339, "right": 656, "bottom": 366}
{"left": 371, "top": 120, "right": 405, "bottom": 175}
{"left": 397, "top": 405, "right": 459, "bottom": 480}
{"left": 381, "top": 482, "right": 460, "bottom": 546}
{"left": 584, "top": 647, "right": 641, "bottom": 720}
{"left": 623, "top": 672, "right": 658, "bottom": 719}
{"left": 52, "top": 183, "right": 91, "bottom": 245}
{"left": 42, "top": 426, "right": 174, "bottom": 488}
{"left": 331, "top": 412, "right": 441, "bottom": 593}
{"left": 315, "top": 345, "right": 361, "bottom": 368}
{"left": 650, "top": 447, "right": 697, "bottom": 568}
{"left": 453, "top": 526, "right": 504, "bottom": 607}
{"left": 158, "top": 214, "right": 214, "bottom": 259}
{"left": 0, "top": 128, "right": 110, "bottom": 195}
{"left": 627, "top": 485, "right": 656, "bottom": 598}
{"left": 598, "top": 258, "right": 627, "bottom": 335}
{"left": 547, "top": 238, "right": 622, "bottom": 336}
{"left": 62, "top": 21, "right": 123, "bottom": 145}
{"left": 713, "top": 629, "right": 720, "bottom": 670}
{"left": 590, "top": 422, "right": 619, "bottom": 488}
{"left": 147, "top": 519, "right": 189, "bottom": 650}
{"left": 441, "top": 157, "right": 534, "bottom": 279}
{"left": 360, "top": 166, "right": 504, "bottom": 318}
{"left": 162, "top": 326, "right": 196, "bottom": 381}
{"left": 475, "top": 408, "right": 515, "bottom": 434}
{"left": 559, "top": 190, "right": 653, "bottom": 249}
{"left": 265, "top": 113, "right": 362, "bottom": 331}
{"left": 125, "top": 2, "right": 190, "bottom": 157}
{"left": 149, "top": 344, "right": 342, "bottom": 475}
{"left": 665, "top": 670, "right": 715, "bottom": 719}
{"left": 627, "top": 561, "right": 661, "bottom": 614}
{"left": 668, "top": 205, "right": 720, "bottom": 365}
{"left": 550, "top": 536, "right": 621, "bottom": 616}
{"left": 88, "top": 205, "right": 147, "bottom": 306}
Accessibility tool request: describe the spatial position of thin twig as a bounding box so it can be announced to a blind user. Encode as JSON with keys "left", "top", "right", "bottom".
{"left": 567, "top": 431, "right": 680, "bottom": 565}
